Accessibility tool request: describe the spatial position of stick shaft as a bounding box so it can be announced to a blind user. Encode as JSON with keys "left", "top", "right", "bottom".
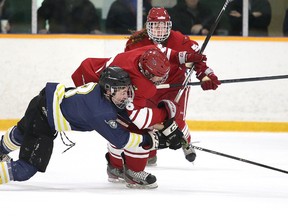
{"left": 193, "top": 145, "right": 288, "bottom": 174}
{"left": 156, "top": 74, "right": 288, "bottom": 89}
{"left": 200, "top": 0, "right": 232, "bottom": 53}
{"left": 174, "top": 0, "right": 232, "bottom": 103}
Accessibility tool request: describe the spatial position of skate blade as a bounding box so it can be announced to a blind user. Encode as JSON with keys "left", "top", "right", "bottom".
{"left": 108, "top": 177, "right": 125, "bottom": 183}
{"left": 125, "top": 182, "right": 158, "bottom": 189}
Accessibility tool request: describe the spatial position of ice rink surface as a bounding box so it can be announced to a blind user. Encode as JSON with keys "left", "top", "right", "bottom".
{"left": 1, "top": 131, "right": 288, "bottom": 216}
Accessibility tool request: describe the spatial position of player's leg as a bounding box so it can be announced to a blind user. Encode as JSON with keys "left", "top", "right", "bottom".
{"left": 175, "top": 119, "right": 196, "bottom": 162}
{"left": 145, "top": 96, "right": 160, "bottom": 166}
{"left": 173, "top": 87, "right": 197, "bottom": 162}
{"left": 106, "top": 142, "right": 157, "bottom": 189}
{"left": 106, "top": 143, "right": 125, "bottom": 183}
{"left": 0, "top": 126, "right": 24, "bottom": 162}
{"left": 0, "top": 159, "right": 38, "bottom": 184}
{"left": 0, "top": 93, "right": 44, "bottom": 162}
{"left": 122, "top": 146, "right": 157, "bottom": 189}
{"left": 158, "top": 87, "right": 197, "bottom": 162}
{"left": 0, "top": 96, "right": 37, "bottom": 162}
{"left": 1, "top": 132, "right": 54, "bottom": 185}
{"left": 147, "top": 149, "right": 157, "bottom": 166}
{"left": 1, "top": 122, "right": 54, "bottom": 184}
{"left": 3, "top": 127, "right": 56, "bottom": 184}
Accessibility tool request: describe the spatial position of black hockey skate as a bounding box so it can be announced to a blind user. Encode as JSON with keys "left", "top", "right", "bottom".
{"left": 123, "top": 165, "right": 158, "bottom": 189}
{"left": 182, "top": 143, "right": 196, "bottom": 162}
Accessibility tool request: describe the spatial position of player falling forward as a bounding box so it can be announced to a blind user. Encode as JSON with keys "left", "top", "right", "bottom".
{"left": 71, "top": 45, "right": 206, "bottom": 179}
{"left": 0, "top": 67, "right": 185, "bottom": 188}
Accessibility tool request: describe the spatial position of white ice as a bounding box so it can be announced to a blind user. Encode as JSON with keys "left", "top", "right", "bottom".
{"left": 1, "top": 131, "right": 288, "bottom": 216}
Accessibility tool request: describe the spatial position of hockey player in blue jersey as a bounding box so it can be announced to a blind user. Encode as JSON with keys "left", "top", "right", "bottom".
{"left": 0, "top": 67, "right": 185, "bottom": 188}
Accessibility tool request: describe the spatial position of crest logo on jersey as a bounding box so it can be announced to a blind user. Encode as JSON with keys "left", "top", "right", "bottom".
{"left": 105, "top": 120, "right": 117, "bottom": 129}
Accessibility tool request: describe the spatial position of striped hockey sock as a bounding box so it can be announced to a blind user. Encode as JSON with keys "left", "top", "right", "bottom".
{"left": 0, "top": 161, "right": 13, "bottom": 184}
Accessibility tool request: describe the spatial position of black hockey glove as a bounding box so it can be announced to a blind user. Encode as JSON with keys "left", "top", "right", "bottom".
{"left": 142, "top": 130, "right": 169, "bottom": 150}
{"left": 141, "top": 119, "right": 186, "bottom": 150}
{"left": 159, "top": 118, "right": 186, "bottom": 150}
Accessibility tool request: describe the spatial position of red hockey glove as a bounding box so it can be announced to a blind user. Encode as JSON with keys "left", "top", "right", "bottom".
{"left": 194, "top": 61, "right": 209, "bottom": 80}
{"left": 158, "top": 99, "right": 179, "bottom": 119}
{"left": 178, "top": 51, "right": 207, "bottom": 64}
{"left": 201, "top": 73, "right": 221, "bottom": 90}
{"left": 194, "top": 62, "right": 221, "bottom": 90}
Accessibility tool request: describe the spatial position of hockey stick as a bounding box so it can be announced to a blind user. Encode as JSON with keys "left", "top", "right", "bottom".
{"left": 193, "top": 145, "right": 288, "bottom": 174}
{"left": 156, "top": 74, "right": 288, "bottom": 89}
{"left": 117, "top": 114, "right": 288, "bottom": 174}
{"left": 174, "top": 0, "right": 233, "bottom": 103}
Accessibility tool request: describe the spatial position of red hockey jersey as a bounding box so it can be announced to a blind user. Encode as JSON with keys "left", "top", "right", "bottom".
{"left": 72, "top": 45, "right": 180, "bottom": 129}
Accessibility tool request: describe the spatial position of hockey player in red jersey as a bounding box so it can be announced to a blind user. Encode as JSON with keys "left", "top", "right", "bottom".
{"left": 125, "top": 7, "right": 221, "bottom": 165}
{"left": 71, "top": 45, "right": 206, "bottom": 182}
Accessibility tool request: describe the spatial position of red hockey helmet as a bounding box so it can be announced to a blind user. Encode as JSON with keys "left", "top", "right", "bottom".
{"left": 147, "top": 7, "right": 171, "bottom": 22}
{"left": 146, "top": 8, "right": 172, "bottom": 43}
{"left": 139, "top": 48, "right": 170, "bottom": 84}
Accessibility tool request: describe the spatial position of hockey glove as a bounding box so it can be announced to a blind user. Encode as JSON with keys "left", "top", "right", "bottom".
{"left": 159, "top": 118, "right": 186, "bottom": 150}
{"left": 194, "top": 62, "right": 221, "bottom": 90}
{"left": 201, "top": 73, "right": 221, "bottom": 90}
{"left": 158, "top": 99, "right": 178, "bottom": 119}
{"left": 142, "top": 119, "right": 186, "bottom": 150}
{"left": 142, "top": 130, "right": 168, "bottom": 150}
{"left": 178, "top": 51, "right": 207, "bottom": 64}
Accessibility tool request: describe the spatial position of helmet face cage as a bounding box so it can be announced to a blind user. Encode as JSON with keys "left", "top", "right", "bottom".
{"left": 154, "top": 73, "right": 168, "bottom": 85}
{"left": 146, "top": 7, "right": 172, "bottom": 43}
{"left": 139, "top": 63, "right": 169, "bottom": 85}
{"left": 99, "top": 67, "right": 134, "bottom": 109}
{"left": 110, "top": 85, "right": 134, "bottom": 109}
{"left": 146, "top": 21, "right": 172, "bottom": 43}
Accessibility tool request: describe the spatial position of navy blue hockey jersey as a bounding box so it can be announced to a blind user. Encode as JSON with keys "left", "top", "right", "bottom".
{"left": 44, "top": 82, "right": 147, "bottom": 149}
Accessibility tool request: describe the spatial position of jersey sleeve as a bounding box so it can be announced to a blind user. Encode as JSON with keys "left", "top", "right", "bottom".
{"left": 127, "top": 106, "right": 167, "bottom": 129}
{"left": 169, "top": 31, "right": 211, "bottom": 78}
{"left": 72, "top": 58, "right": 110, "bottom": 86}
{"left": 91, "top": 113, "right": 149, "bottom": 149}
{"left": 126, "top": 74, "right": 168, "bottom": 129}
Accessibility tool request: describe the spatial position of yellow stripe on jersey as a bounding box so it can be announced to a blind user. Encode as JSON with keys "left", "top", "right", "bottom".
{"left": 53, "top": 84, "right": 71, "bottom": 131}
{"left": 126, "top": 133, "right": 143, "bottom": 149}
{"left": 3, "top": 127, "right": 20, "bottom": 151}
{"left": 0, "top": 162, "right": 9, "bottom": 184}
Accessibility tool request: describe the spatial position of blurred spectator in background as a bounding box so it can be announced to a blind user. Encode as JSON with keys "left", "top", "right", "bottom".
{"left": 1, "top": 0, "right": 31, "bottom": 33}
{"left": 169, "top": 0, "right": 215, "bottom": 35}
{"left": 0, "top": 0, "right": 4, "bottom": 17}
{"left": 106, "top": 0, "right": 152, "bottom": 34}
{"left": 0, "top": 0, "right": 6, "bottom": 33}
{"left": 228, "top": 0, "right": 271, "bottom": 36}
{"left": 37, "top": 0, "right": 101, "bottom": 34}
{"left": 283, "top": 8, "right": 288, "bottom": 36}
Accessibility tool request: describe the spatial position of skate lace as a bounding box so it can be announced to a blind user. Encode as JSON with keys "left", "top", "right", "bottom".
{"left": 129, "top": 170, "right": 149, "bottom": 180}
